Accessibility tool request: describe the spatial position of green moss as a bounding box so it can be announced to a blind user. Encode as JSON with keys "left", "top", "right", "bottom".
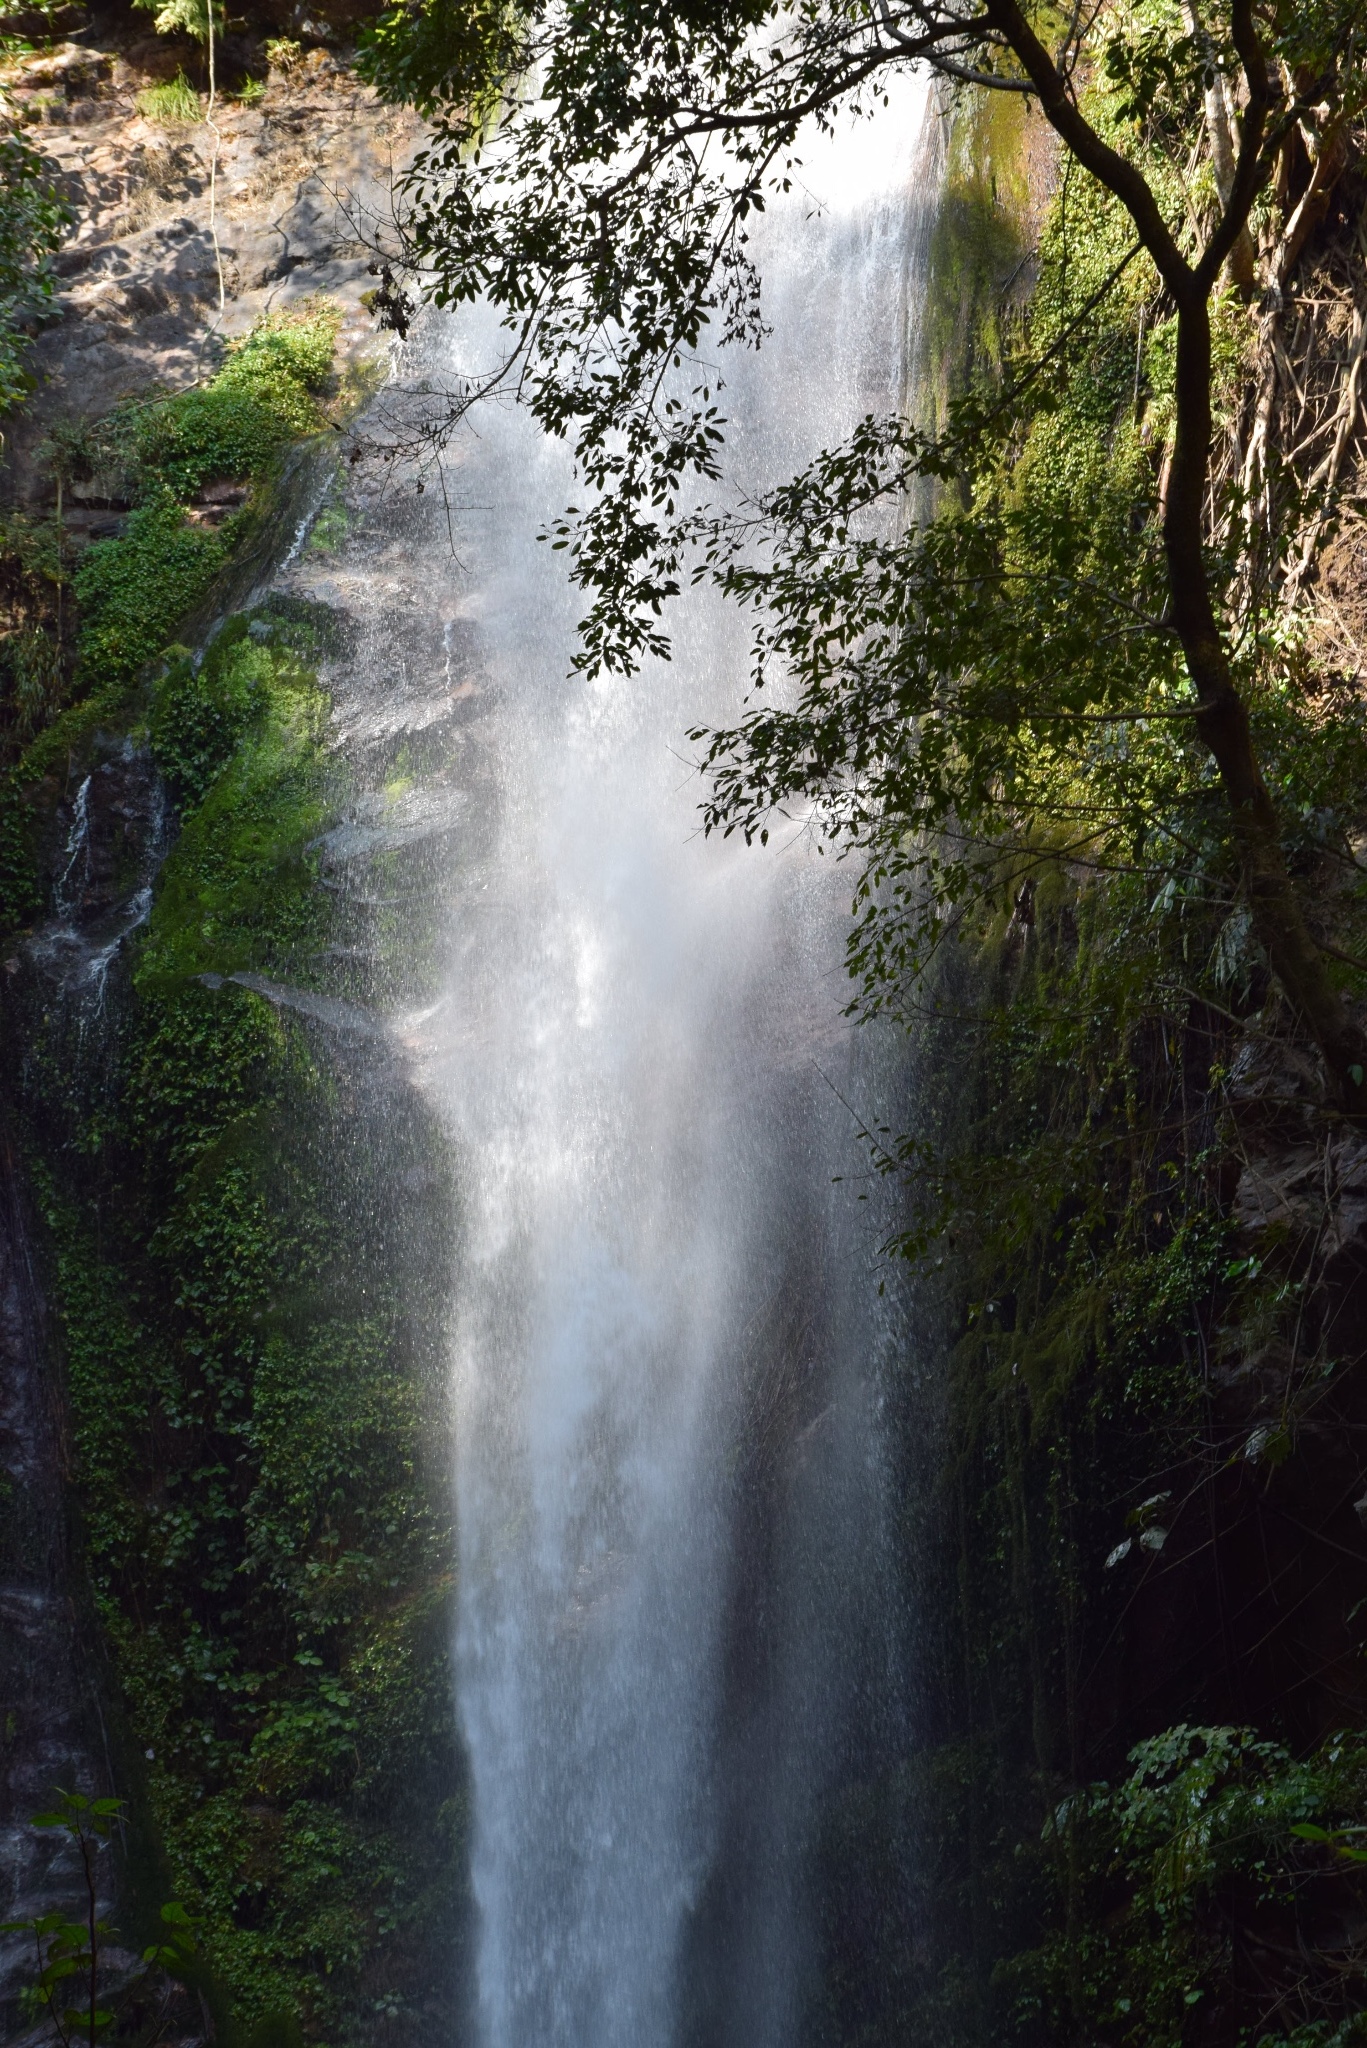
{"left": 141, "top": 632, "right": 333, "bottom": 984}
{"left": 22, "top": 608, "right": 461, "bottom": 2041}
{"left": 0, "top": 764, "right": 43, "bottom": 927}
{"left": 150, "top": 637, "right": 273, "bottom": 808}
{"left": 920, "top": 89, "right": 1040, "bottom": 432}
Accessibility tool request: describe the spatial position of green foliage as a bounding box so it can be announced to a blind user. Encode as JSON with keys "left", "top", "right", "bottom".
{"left": 694, "top": 155, "right": 1367, "bottom": 1025}
{"left": 0, "top": 310, "right": 344, "bottom": 933}
{"left": 305, "top": 505, "right": 348, "bottom": 555}
{"left": 2, "top": 1792, "right": 123, "bottom": 2048}
{"left": 358, "top": 0, "right": 1334, "bottom": 680}
{"left": 141, "top": 625, "right": 330, "bottom": 980}
{"left": 0, "top": 132, "right": 71, "bottom": 416}
{"left": 359, "top": 0, "right": 519, "bottom": 120}
{"left": 150, "top": 635, "right": 274, "bottom": 808}
{"left": 74, "top": 495, "right": 226, "bottom": 689}
{"left": 0, "top": 512, "right": 74, "bottom": 760}
{"left": 0, "top": 767, "right": 42, "bottom": 926}
{"left": 1002, "top": 1729, "right": 1367, "bottom": 2046}
{"left": 361, "top": 0, "right": 1367, "bottom": 1106}
{"left": 0, "top": 271, "right": 438, "bottom": 2037}
{"left": 69, "top": 306, "right": 341, "bottom": 692}
{"left": 851, "top": 152, "right": 1367, "bottom": 2009}
{"left": 732, "top": 20, "right": 1367, "bottom": 2042}
{"left": 1, "top": 1793, "right": 201, "bottom": 2048}
{"left": 25, "top": 610, "right": 461, "bottom": 2037}
{"left": 135, "top": 73, "right": 202, "bottom": 123}
{"left": 0, "top": 672, "right": 142, "bottom": 929}
{"left": 1102, "top": 0, "right": 1206, "bottom": 129}
{"left": 131, "top": 0, "right": 222, "bottom": 43}
{"left": 103, "top": 303, "right": 340, "bottom": 506}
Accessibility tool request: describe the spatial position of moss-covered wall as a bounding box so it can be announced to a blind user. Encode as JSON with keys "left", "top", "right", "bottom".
{"left": 0, "top": 305, "right": 465, "bottom": 2046}
{"left": 917, "top": 85, "right": 1053, "bottom": 438}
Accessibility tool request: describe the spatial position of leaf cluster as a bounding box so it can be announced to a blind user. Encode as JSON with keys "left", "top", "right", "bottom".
{"left": 1, "top": 1792, "right": 201, "bottom": 2048}
{"left": 150, "top": 634, "right": 275, "bottom": 808}
{"left": 130, "top": 0, "right": 222, "bottom": 45}
{"left": 1005, "top": 1728, "right": 1367, "bottom": 2046}
{"left": 74, "top": 494, "right": 228, "bottom": 690}
{"left": 0, "top": 131, "right": 71, "bottom": 416}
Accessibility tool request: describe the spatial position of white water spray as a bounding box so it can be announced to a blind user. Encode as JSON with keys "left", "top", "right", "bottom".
{"left": 413, "top": 82, "right": 934, "bottom": 2047}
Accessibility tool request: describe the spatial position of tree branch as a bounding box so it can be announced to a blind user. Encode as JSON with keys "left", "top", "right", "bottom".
{"left": 982, "top": 0, "right": 1192, "bottom": 293}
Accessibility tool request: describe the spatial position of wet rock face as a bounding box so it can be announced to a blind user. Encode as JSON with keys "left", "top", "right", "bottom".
{"left": 1139, "top": 1019, "right": 1367, "bottom": 1748}
{"left": 40, "top": 737, "right": 166, "bottom": 924}
{"left": 1, "top": 732, "right": 167, "bottom": 1071}
{"left": 0, "top": 1130, "right": 108, "bottom": 2042}
{"left": 1, "top": 28, "right": 421, "bottom": 515}
{"left": 0, "top": 736, "right": 168, "bottom": 2035}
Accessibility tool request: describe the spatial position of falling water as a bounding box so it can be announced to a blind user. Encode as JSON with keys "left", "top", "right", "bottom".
{"left": 380, "top": 78, "right": 934, "bottom": 2047}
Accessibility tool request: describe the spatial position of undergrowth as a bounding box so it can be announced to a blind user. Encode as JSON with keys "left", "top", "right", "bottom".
{"left": 73, "top": 301, "right": 342, "bottom": 689}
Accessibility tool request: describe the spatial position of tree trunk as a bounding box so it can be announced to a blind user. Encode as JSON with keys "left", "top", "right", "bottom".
{"left": 984, "top": 0, "right": 1366, "bottom": 1114}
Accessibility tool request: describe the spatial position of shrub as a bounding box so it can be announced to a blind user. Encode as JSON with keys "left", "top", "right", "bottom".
{"left": 115, "top": 303, "right": 341, "bottom": 502}
{"left": 72, "top": 306, "right": 341, "bottom": 687}
{"left": 0, "top": 132, "right": 71, "bottom": 414}
{"left": 74, "top": 495, "right": 226, "bottom": 687}
{"left": 218, "top": 302, "right": 340, "bottom": 402}
{"left": 1001, "top": 1727, "right": 1367, "bottom": 2047}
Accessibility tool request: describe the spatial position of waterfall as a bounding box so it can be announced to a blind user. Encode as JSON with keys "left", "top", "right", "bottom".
{"left": 377, "top": 78, "right": 933, "bottom": 2046}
